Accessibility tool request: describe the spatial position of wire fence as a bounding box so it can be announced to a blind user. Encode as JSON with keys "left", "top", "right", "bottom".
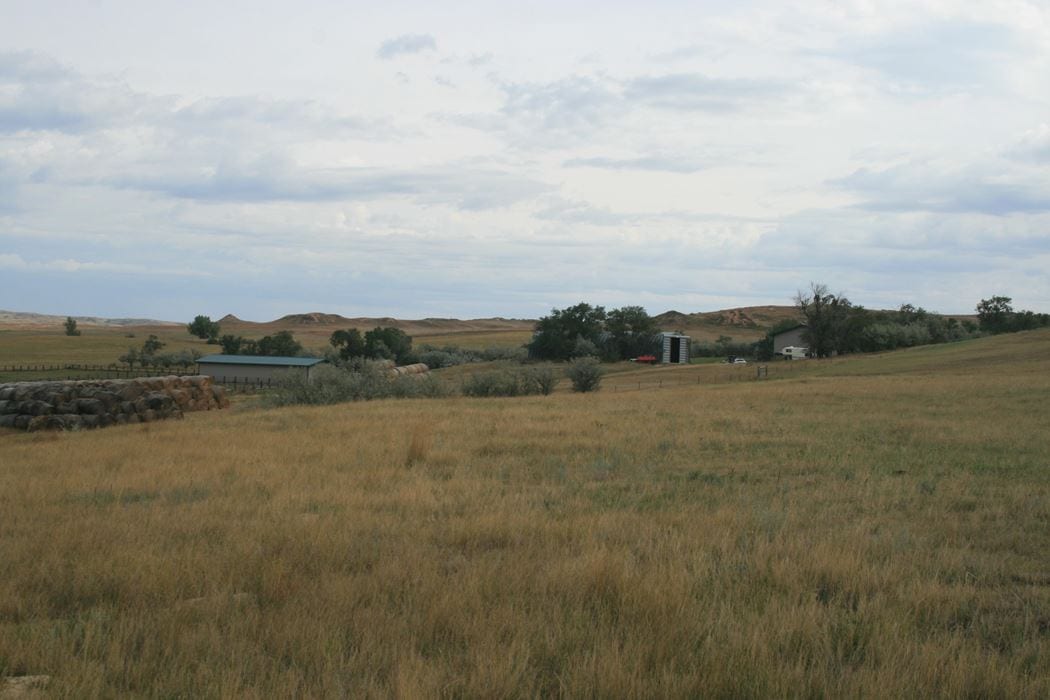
{"left": 603, "top": 361, "right": 799, "bottom": 393}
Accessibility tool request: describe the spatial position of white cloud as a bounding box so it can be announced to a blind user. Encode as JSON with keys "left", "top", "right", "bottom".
{"left": 0, "top": 252, "right": 28, "bottom": 269}
{"left": 376, "top": 34, "right": 437, "bottom": 60}
{"left": 1, "top": 3, "right": 1048, "bottom": 318}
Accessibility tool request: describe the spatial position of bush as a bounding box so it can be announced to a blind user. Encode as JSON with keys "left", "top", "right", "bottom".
{"left": 268, "top": 363, "right": 449, "bottom": 407}
{"left": 479, "top": 345, "right": 528, "bottom": 363}
{"left": 566, "top": 356, "right": 603, "bottom": 392}
{"left": 417, "top": 349, "right": 474, "bottom": 369}
{"left": 461, "top": 369, "right": 526, "bottom": 397}
{"left": 522, "top": 366, "right": 559, "bottom": 395}
{"left": 461, "top": 365, "right": 559, "bottom": 397}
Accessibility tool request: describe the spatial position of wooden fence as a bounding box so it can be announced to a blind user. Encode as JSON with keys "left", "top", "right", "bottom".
{"left": 0, "top": 364, "right": 197, "bottom": 380}
{"left": 209, "top": 377, "right": 276, "bottom": 394}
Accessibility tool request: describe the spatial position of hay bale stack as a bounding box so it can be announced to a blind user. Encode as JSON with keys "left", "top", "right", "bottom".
{"left": 389, "top": 363, "right": 430, "bottom": 377}
{"left": 0, "top": 376, "right": 229, "bottom": 432}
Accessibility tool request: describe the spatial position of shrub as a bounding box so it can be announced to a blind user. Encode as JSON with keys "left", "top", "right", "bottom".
{"left": 461, "top": 365, "right": 558, "bottom": 397}
{"left": 268, "top": 363, "right": 449, "bottom": 407}
{"left": 566, "top": 356, "right": 603, "bottom": 392}
{"left": 480, "top": 345, "right": 528, "bottom": 363}
{"left": 522, "top": 366, "right": 559, "bottom": 395}
{"left": 461, "top": 369, "right": 524, "bottom": 397}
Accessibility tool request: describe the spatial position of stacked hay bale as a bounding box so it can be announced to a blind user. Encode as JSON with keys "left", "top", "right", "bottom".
{"left": 0, "top": 376, "right": 229, "bottom": 432}
{"left": 389, "top": 363, "right": 429, "bottom": 377}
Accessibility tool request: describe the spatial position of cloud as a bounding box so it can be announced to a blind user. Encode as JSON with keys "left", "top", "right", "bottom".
{"left": 534, "top": 197, "right": 633, "bottom": 227}
{"left": 0, "top": 252, "right": 28, "bottom": 269}
{"left": 825, "top": 20, "right": 1017, "bottom": 91}
{"left": 1007, "top": 123, "right": 1050, "bottom": 164}
{"left": 624, "top": 73, "right": 789, "bottom": 112}
{"left": 833, "top": 161, "right": 1050, "bottom": 215}
{"left": 0, "top": 50, "right": 154, "bottom": 134}
{"left": 500, "top": 75, "right": 623, "bottom": 133}
{"left": 170, "top": 96, "right": 377, "bottom": 135}
{"left": 376, "top": 34, "right": 437, "bottom": 60}
{"left": 563, "top": 154, "right": 707, "bottom": 173}
{"left": 107, "top": 157, "right": 549, "bottom": 210}
{"left": 448, "top": 70, "right": 790, "bottom": 147}
{"left": 467, "top": 53, "right": 493, "bottom": 67}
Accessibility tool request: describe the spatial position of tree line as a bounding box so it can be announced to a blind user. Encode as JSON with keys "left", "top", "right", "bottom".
{"left": 770, "top": 284, "right": 1049, "bottom": 359}
{"left": 526, "top": 304, "right": 662, "bottom": 362}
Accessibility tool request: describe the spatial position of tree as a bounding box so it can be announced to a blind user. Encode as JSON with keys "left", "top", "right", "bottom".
{"left": 363, "top": 327, "right": 413, "bottom": 364}
{"left": 256, "top": 330, "right": 303, "bottom": 357}
{"left": 119, "top": 347, "right": 140, "bottom": 369}
{"left": 794, "top": 283, "right": 862, "bottom": 358}
{"left": 605, "top": 306, "right": 660, "bottom": 360}
{"left": 330, "top": 328, "right": 366, "bottom": 360}
{"left": 976, "top": 296, "right": 1014, "bottom": 334}
{"left": 63, "top": 317, "right": 81, "bottom": 336}
{"left": 528, "top": 303, "right": 607, "bottom": 361}
{"left": 219, "top": 334, "right": 246, "bottom": 354}
{"left": 187, "top": 315, "right": 221, "bottom": 343}
{"left": 141, "top": 334, "right": 166, "bottom": 356}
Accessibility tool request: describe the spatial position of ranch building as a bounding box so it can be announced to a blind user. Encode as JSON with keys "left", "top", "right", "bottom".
{"left": 660, "top": 332, "right": 691, "bottom": 364}
{"left": 772, "top": 324, "right": 807, "bottom": 356}
{"left": 196, "top": 355, "right": 327, "bottom": 383}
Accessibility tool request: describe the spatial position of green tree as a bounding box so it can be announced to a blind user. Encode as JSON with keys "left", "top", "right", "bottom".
{"left": 364, "top": 327, "right": 413, "bottom": 364}
{"left": 257, "top": 330, "right": 303, "bottom": 357}
{"left": 528, "top": 303, "right": 607, "bottom": 361}
{"left": 219, "top": 334, "right": 246, "bottom": 354}
{"left": 330, "top": 328, "right": 366, "bottom": 360}
{"left": 794, "top": 283, "right": 862, "bottom": 358}
{"left": 63, "top": 317, "right": 81, "bottom": 336}
{"left": 119, "top": 347, "right": 140, "bottom": 369}
{"left": 976, "top": 296, "right": 1014, "bottom": 334}
{"left": 605, "top": 306, "right": 659, "bottom": 360}
{"left": 187, "top": 315, "right": 221, "bottom": 343}
{"left": 141, "top": 334, "right": 165, "bottom": 356}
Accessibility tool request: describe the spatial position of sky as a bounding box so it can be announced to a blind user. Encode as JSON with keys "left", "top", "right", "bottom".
{"left": 1, "top": 0, "right": 1048, "bottom": 321}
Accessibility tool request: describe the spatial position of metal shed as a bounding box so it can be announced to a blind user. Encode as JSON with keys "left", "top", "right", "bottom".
{"left": 660, "top": 332, "right": 690, "bottom": 364}
{"left": 196, "top": 355, "right": 327, "bottom": 383}
{"left": 772, "top": 324, "right": 807, "bottom": 356}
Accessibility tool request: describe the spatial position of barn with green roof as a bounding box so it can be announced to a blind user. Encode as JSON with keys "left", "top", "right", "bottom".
{"left": 196, "top": 355, "right": 327, "bottom": 383}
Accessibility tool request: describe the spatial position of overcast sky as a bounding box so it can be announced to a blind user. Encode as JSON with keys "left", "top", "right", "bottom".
{"left": 2, "top": 0, "right": 1048, "bottom": 321}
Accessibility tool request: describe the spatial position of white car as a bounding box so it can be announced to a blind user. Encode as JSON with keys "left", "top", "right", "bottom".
{"left": 732, "top": 358, "right": 748, "bottom": 364}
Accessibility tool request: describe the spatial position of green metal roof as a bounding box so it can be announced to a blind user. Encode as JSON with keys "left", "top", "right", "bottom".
{"left": 197, "top": 354, "right": 326, "bottom": 367}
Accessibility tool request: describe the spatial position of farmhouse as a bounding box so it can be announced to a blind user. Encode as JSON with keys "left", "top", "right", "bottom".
{"left": 196, "top": 355, "right": 326, "bottom": 383}
{"left": 773, "top": 324, "right": 807, "bottom": 356}
{"left": 660, "top": 332, "right": 690, "bottom": 364}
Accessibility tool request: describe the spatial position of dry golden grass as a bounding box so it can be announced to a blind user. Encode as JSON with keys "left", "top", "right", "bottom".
{"left": 413, "top": 329, "right": 535, "bottom": 350}
{"left": 1, "top": 331, "right": 1048, "bottom": 696}
{"left": 0, "top": 327, "right": 209, "bottom": 367}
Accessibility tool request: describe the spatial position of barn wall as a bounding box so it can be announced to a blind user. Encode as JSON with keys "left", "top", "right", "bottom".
{"left": 773, "top": 327, "right": 807, "bottom": 354}
{"left": 197, "top": 363, "right": 309, "bottom": 382}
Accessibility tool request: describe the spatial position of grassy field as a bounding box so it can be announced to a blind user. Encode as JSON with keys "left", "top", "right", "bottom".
{"left": 1, "top": 330, "right": 1048, "bottom": 696}
{"left": 0, "top": 327, "right": 210, "bottom": 367}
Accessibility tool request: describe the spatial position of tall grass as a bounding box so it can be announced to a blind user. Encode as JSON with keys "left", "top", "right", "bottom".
{"left": 0, "top": 331, "right": 1047, "bottom": 696}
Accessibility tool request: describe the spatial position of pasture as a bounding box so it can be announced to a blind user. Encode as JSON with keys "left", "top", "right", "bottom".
{"left": 1, "top": 330, "right": 1048, "bottom": 696}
